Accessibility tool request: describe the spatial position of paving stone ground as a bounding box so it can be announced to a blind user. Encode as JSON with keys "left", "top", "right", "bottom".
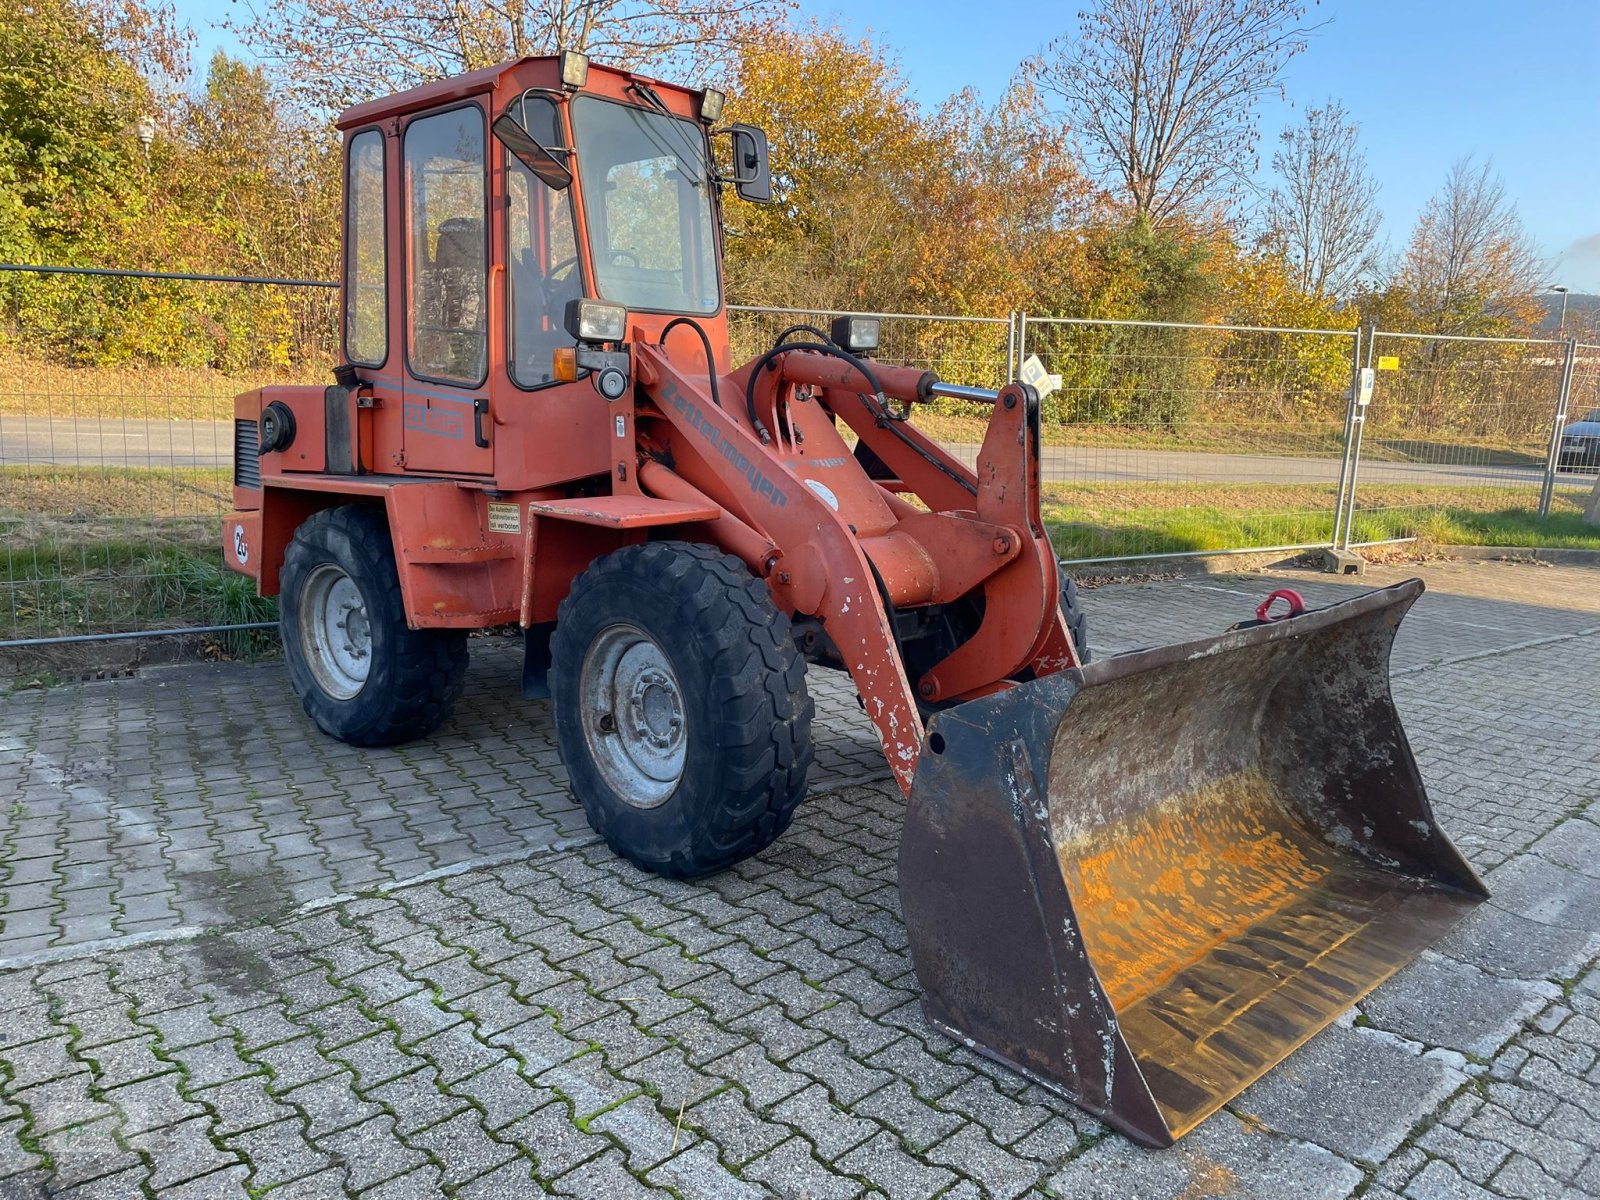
{"left": 0, "top": 557, "right": 1595, "bottom": 1198}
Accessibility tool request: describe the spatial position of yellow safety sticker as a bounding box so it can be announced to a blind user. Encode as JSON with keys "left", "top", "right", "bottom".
{"left": 1377, "top": 355, "right": 1400, "bottom": 371}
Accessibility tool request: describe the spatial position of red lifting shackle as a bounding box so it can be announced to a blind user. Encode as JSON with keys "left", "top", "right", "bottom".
{"left": 1255, "top": 589, "right": 1307, "bottom": 622}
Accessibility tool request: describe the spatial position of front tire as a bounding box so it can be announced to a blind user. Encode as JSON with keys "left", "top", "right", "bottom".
{"left": 1059, "top": 568, "right": 1090, "bottom": 664}
{"left": 279, "top": 505, "right": 468, "bottom": 746}
{"left": 550, "top": 541, "right": 814, "bottom": 878}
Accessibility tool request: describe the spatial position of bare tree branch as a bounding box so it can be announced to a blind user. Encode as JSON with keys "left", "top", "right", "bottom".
{"left": 1265, "top": 100, "right": 1381, "bottom": 299}
{"left": 1030, "top": 0, "right": 1319, "bottom": 224}
{"left": 230, "top": 0, "right": 791, "bottom": 113}
{"left": 1396, "top": 157, "right": 1546, "bottom": 334}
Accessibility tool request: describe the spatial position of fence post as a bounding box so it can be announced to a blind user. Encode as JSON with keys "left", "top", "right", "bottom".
{"left": 1006, "top": 311, "right": 1017, "bottom": 383}
{"left": 1017, "top": 311, "right": 1028, "bottom": 375}
{"left": 1340, "top": 325, "right": 1378, "bottom": 550}
{"left": 1537, "top": 338, "right": 1578, "bottom": 518}
{"left": 1331, "top": 327, "right": 1363, "bottom": 551}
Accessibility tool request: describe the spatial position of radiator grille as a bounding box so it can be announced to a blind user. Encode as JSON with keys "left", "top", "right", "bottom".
{"left": 234, "top": 418, "right": 261, "bottom": 489}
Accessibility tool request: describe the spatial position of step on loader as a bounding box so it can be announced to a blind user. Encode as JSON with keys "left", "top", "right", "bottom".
{"left": 221, "top": 52, "right": 1487, "bottom": 1145}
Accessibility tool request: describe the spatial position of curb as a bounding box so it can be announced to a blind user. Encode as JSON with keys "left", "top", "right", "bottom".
{"left": 1070, "top": 544, "right": 1600, "bottom": 583}
{"left": 1431, "top": 545, "right": 1600, "bottom": 567}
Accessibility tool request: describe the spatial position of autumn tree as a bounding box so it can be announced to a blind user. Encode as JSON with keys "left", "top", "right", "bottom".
{"left": 919, "top": 82, "right": 1096, "bottom": 316}
{"left": 173, "top": 53, "right": 340, "bottom": 284}
{"left": 1031, "top": 0, "right": 1317, "bottom": 224}
{"left": 719, "top": 21, "right": 951, "bottom": 312}
{"left": 1392, "top": 157, "right": 1545, "bottom": 334}
{"left": 234, "top": 0, "right": 791, "bottom": 113}
{"left": 1265, "top": 100, "right": 1381, "bottom": 300}
{"left": 0, "top": 0, "right": 186, "bottom": 263}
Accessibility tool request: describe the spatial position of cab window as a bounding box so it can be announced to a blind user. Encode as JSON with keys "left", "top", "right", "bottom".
{"left": 573, "top": 95, "right": 720, "bottom": 315}
{"left": 507, "top": 96, "right": 582, "bottom": 387}
{"left": 343, "top": 128, "right": 386, "bottom": 368}
{"left": 404, "top": 105, "right": 487, "bottom": 385}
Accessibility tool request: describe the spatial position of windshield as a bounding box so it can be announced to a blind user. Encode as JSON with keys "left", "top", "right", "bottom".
{"left": 572, "top": 96, "right": 720, "bottom": 315}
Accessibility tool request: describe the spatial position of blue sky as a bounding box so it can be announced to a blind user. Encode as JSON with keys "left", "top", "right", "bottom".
{"left": 824, "top": 0, "right": 1600, "bottom": 291}
{"left": 184, "top": 0, "right": 1600, "bottom": 291}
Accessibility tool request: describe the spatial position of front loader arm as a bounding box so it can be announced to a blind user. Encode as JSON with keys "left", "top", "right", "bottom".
{"left": 633, "top": 343, "right": 927, "bottom": 794}
{"left": 776, "top": 354, "right": 1081, "bottom": 687}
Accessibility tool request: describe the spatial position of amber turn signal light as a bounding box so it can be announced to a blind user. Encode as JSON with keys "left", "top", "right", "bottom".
{"left": 553, "top": 347, "right": 578, "bottom": 382}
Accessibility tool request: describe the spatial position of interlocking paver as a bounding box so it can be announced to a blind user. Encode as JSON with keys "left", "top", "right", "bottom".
{"left": 685, "top": 1086, "right": 788, "bottom": 1166}
{"left": 405, "top": 1108, "right": 518, "bottom": 1186}
{"left": 745, "top": 1135, "right": 866, "bottom": 1199}
{"left": 0, "top": 562, "right": 1596, "bottom": 1197}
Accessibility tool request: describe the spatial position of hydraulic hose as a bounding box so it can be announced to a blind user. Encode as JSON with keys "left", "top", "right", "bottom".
{"left": 658, "top": 317, "right": 722, "bottom": 410}
{"left": 746, "top": 341, "right": 975, "bottom": 495}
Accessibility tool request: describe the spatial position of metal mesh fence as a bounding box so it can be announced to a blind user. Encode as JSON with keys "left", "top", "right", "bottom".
{"left": 1563, "top": 345, "right": 1600, "bottom": 477}
{"left": 1344, "top": 331, "right": 1580, "bottom": 547}
{"left": 0, "top": 267, "right": 335, "bottom": 646}
{"left": 1017, "top": 317, "right": 1360, "bottom": 563}
{"left": 0, "top": 264, "right": 1590, "bottom": 650}
{"left": 728, "top": 305, "right": 1012, "bottom": 388}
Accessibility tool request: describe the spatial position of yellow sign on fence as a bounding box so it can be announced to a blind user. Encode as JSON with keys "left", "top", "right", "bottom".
{"left": 1377, "top": 355, "right": 1400, "bottom": 371}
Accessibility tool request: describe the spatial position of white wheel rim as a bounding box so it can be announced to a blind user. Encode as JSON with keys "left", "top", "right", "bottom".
{"left": 579, "top": 623, "right": 687, "bottom": 808}
{"left": 300, "top": 564, "right": 372, "bottom": 700}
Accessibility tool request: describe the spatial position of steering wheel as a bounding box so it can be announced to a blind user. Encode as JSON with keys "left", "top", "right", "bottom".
{"left": 547, "top": 254, "right": 579, "bottom": 283}
{"left": 608, "top": 249, "right": 640, "bottom": 267}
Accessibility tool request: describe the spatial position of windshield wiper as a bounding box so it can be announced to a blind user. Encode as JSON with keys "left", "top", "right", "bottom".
{"left": 624, "top": 82, "right": 710, "bottom": 189}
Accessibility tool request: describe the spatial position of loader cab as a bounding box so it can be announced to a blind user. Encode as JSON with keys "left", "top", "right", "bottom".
{"left": 332, "top": 56, "right": 768, "bottom": 488}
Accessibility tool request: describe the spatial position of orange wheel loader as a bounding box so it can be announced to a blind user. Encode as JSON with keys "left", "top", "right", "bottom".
{"left": 221, "top": 53, "right": 1486, "bottom": 1146}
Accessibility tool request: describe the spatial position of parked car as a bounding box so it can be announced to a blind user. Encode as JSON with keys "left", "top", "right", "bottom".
{"left": 1559, "top": 409, "right": 1600, "bottom": 472}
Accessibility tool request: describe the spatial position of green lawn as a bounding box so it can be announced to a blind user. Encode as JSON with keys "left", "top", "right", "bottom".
{"left": 2, "top": 467, "right": 1594, "bottom": 647}
{"left": 1042, "top": 481, "right": 1600, "bottom": 561}
{"left": 1, "top": 467, "right": 274, "bottom": 650}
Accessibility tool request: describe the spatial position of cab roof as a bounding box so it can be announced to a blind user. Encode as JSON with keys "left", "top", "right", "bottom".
{"left": 335, "top": 56, "right": 699, "bottom": 131}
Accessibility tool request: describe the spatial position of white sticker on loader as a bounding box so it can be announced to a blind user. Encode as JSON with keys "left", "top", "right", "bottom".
{"left": 804, "top": 479, "right": 840, "bottom": 511}
{"left": 486, "top": 502, "right": 521, "bottom": 534}
{"left": 232, "top": 524, "right": 249, "bottom": 565}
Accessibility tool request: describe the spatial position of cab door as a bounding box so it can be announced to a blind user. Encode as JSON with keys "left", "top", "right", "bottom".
{"left": 401, "top": 101, "right": 493, "bottom": 474}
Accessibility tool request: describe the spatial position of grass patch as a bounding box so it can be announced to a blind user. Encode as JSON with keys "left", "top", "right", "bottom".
{"left": 0, "top": 525, "right": 277, "bottom": 652}
{"left": 0, "top": 465, "right": 233, "bottom": 518}
{"left": 2, "top": 465, "right": 1594, "bottom": 649}
{"left": 1042, "top": 481, "right": 1600, "bottom": 560}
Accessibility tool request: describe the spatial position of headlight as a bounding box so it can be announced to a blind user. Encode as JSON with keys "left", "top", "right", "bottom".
{"left": 565, "top": 298, "right": 628, "bottom": 344}
{"left": 701, "top": 88, "right": 726, "bottom": 123}
{"left": 830, "top": 315, "right": 881, "bottom": 355}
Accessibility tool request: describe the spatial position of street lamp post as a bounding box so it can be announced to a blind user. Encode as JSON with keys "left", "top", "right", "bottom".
{"left": 1550, "top": 285, "right": 1570, "bottom": 339}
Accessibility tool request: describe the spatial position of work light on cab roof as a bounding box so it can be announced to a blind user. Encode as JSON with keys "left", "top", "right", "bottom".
{"left": 219, "top": 51, "right": 1487, "bottom": 1150}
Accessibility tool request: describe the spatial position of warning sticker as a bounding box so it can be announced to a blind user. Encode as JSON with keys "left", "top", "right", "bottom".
{"left": 487, "top": 502, "right": 521, "bottom": 534}
{"left": 1377, "top": 355, "right": 1400, "bottom": 371}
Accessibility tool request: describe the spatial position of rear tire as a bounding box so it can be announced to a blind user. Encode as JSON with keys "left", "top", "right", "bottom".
{"left": 279, "top": 505, "right": 468, "bottom": 747}
{"left": 1059, "top": 568, "right": 1090, "bottom": 664}
{"left": 550, "top": 541, "right": 814, "bottom": 879}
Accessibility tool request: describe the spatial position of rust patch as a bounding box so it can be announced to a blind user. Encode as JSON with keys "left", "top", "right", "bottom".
{"left": 1058, "top": 768, "right": 1336, "bottom": 1012}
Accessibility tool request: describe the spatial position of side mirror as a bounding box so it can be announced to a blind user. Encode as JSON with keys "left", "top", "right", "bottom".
{"left": 492, "top": 112, "right": 571, "bottom": 191}
{"left": 729, "top": 123, "right": 771, "bottom": 203}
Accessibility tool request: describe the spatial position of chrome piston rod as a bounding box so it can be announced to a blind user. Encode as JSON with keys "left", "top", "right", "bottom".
{"left": 923, "top": 381, "right": 1000, "bottom": 404}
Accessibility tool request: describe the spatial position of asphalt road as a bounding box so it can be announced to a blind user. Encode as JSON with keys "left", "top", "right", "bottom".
{"left": 2, "top": 414, "right": 1596, "bottom": 489}
{"left": 0, "top": 415, "right": 236, "bottom": 470}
